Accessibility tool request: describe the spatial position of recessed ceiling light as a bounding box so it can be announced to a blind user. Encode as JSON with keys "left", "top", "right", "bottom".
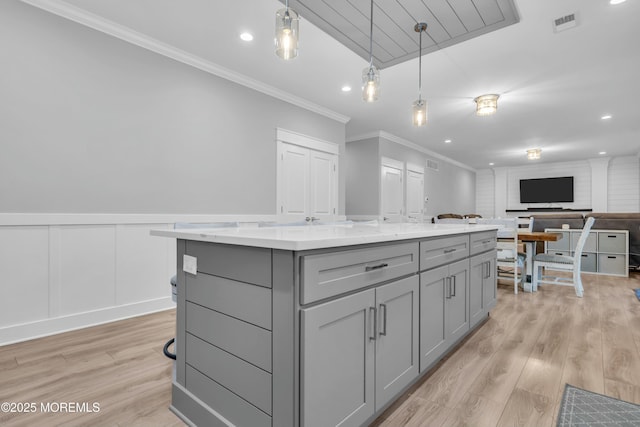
{"left": 489, "top": 163, "right": 495, "bottom": 166}
{"left": 341, "top": 85, "right": 352, "bottom": 92}
{"left": 240, "top": 32, "right": 254, "bottom": 42}
{"left": 599, "top": 151, "right": 607, "bottom": 155}
{"left": 601, "top": 115, "right": 612, "bottom": 120}
{"left": 444, "top": 139, "right": 452, "bottom": 143}
{"left": 610, "top": 0, "right": 626, "bottom": 5}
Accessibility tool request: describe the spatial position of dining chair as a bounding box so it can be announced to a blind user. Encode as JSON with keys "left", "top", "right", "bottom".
{"left": 477, "top": 218, "right": 524, "bottom": 294}
{"left": 531, "top": 216, "right": 595, "bottom": 297}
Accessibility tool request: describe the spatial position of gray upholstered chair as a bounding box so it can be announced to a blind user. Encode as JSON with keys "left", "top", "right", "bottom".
{"left": 532, "top": 217, "right": 595, "bottom": 297}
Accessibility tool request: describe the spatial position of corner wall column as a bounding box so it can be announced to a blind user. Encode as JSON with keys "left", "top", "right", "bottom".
{"left": 588, "top": 157, "right": 610, "bottom": 213}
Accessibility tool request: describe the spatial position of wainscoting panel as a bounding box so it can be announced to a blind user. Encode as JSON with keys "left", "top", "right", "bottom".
{"left": 115, "top": 224, "right": 172, "bottom": 305}
{"left": 0, "top": 226, "right": 49, "bottom": 326}
{"left": 57, "top": 225, "right": 117, "bottom": 316}
{"left": 0, "top": 214, "right": 277, "bottom": 346}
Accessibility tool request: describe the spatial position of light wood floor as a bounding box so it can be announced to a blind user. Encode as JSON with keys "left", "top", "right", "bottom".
{"left": 2, "top": 273, "right": 640, "bottom": 427}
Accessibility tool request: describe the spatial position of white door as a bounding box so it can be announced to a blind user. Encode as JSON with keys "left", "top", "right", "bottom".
{"left": 381, "top": 158, "right": 404, "bottom": 222}
{"left": 277, "top": 130, "right": 339, "bottom": 222}
{"left": 309, "top": 149, "right": 338, "bottom": 220}
{"left": 406, "top": 165, "right": 425, "bottom": 221}
{"left": 278, "top": 142, "right": 309, "bottom": 220}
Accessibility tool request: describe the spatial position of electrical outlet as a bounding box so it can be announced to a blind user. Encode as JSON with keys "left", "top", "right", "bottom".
{"left": 183, "top": 255, "right": 197, "bottom": 275}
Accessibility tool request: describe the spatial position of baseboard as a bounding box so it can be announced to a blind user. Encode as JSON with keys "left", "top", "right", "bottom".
{"left": 0, "top": 297, "right": 175, "bottom": 346}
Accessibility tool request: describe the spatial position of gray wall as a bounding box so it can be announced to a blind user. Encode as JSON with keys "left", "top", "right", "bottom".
{"left": 0, "top": 1, "right": 345, "bottom": 214}
{"left": 345, "top": 136, "right": 476, "bottom": 218}
{"left": 345, "top": 138, "right": 380, "bottom": 215}
{"left": 378, "top": 138, "right": 476, "bottom": 217}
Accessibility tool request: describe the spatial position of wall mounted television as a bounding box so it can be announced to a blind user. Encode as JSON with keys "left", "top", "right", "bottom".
{"left": 519, "top": 176, "right": 574, "bottom": 203}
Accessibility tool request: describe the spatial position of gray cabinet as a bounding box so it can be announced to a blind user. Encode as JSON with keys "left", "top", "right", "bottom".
{"left": 469, "top": 250, "right": 497, "bottom": 329}
{"left": 301, "top": 275, "right": 419, "bottom": 427}
{"left": 419, "top": 258, "right": 469, "bottom": 372}
{"left": 301, "top": 289, "right": 376, "bottom": 427}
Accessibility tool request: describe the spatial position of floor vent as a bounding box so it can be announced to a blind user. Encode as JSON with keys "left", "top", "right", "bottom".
{"left": 427, "top": 159, "right": 439, "bottom": 171}
{"left": 553, "top": 13, "right": 577, "bottom": 32}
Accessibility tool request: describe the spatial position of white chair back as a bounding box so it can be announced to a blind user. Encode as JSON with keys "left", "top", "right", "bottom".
{"left": 573, "top": 217, "right": 595, "bottom": 271}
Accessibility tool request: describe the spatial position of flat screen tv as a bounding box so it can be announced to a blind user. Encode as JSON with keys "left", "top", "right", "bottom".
{"left": 519, "top": 176, "right": 574, "bottom": 203}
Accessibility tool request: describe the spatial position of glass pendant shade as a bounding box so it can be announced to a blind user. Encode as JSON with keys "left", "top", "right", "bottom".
{"left": 474, "top": 94, "right": 499, "bottom": 116}
{"left": 275, "top": 7, "right": 299, "bottom": 60}
{"left": 362, "top": 65, "right": 380, "bottom": 102}
{"left": 412, "top": 99, "right": 427, "bottom": 126}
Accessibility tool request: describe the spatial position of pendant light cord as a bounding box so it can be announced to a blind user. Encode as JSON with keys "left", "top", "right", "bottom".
{"left": 369, "top": 0, "right": 374, "bottom": 68}
{"left": 418, "top": 28, "right": 422, "bottom": 100}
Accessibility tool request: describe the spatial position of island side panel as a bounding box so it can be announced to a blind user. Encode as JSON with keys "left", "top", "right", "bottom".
{"left": 273, "top": 249, "right": 298, "bottom": 427}
{"left": 176, "top": 239, "right": 186, "bottom": 385}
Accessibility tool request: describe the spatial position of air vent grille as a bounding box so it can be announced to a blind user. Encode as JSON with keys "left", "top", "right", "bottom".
{"left": 427, "top": 159, "right": 439, "bottom": 171}
{"left": 553, "top": 13, "right": 577, "bottom": 32}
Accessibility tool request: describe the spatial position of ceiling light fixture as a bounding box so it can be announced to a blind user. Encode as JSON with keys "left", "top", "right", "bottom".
{"left": 412, "top": 22, "right": 428, "bottom": 126}
{"left": 240, "top": 32, "right": 253, "bottom": 42}
{"left": 474, "top": 94, "right": 500, "bottom": 116}
{"left": 275, "top": 0, "right": 299, "bottom": 60}
{"left": 341, "top": 85, "right": 352, "bottom": 92}
{"left": 599, "top": 151, "right": 607, "bottom": 155}
{"left": 601, "top": 114, "right": 612, "bottom": 120}
{"left": 527, "top": 148, "right": 542, "bottom": 160}
{"left": 362, "top": 0, "right": 379, "bottom": 102}
{"left": 444, "top": 139, "right": 452, "bottom": 143}
{"left": 610, "top": 0, "right": 626, "bottom": 4}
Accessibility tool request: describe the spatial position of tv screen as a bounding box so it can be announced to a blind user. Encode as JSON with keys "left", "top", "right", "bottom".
{"left": 519, "top": 176, "right": 574, "bottom": 203}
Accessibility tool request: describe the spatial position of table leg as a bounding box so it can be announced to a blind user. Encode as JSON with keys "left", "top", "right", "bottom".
{"left": 523, "top": 241, "right": 534, "bottom": 292}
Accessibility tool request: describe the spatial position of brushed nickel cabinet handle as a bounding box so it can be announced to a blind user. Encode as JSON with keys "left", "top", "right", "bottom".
{"left": 444, "top": 248, "right": 456, "bottom": 254}
{"left": 369, "top": 307, "right": 377, "bottom": 341}
{"left": 365, "top": 263, "right": 388, "bottom": 271}
{"left": 379, "top": 304, "right": 387, "bottom": 336}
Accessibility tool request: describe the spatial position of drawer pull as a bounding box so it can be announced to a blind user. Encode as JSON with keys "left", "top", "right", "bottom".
{"left": 582, "top": 254, "right": 588, "bottom": 257}
{"left": 365, "top": 263, "right": 388, "bottom": 271}
{"left": 607, "top": 256, "right": 617, "bottom": 259}
{"left": 482, "top": 240, "right": 492, "bottom": 244}
{"left": 607, "top": 235, "right": 617, "bottom": 238}
{"left": 444, "top": 248, "right": 456, "bottom": 254}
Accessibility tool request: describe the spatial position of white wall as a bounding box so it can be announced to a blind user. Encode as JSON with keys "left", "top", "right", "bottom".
{"left": 0, "top": 1, "right": 346, "bottom": 344}
{"left": 476, "top": 156, "right": 640, "bottom": 216}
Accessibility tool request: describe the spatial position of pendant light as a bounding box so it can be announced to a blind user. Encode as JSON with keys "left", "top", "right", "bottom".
{"left": 412, "top": 23, "right": 428, "bottom": 126}
{"left": 362, "top": 0, "right": 379, "bottom": 102}
{"left": 275, "top": 0, "right": 299, "bottom": 60}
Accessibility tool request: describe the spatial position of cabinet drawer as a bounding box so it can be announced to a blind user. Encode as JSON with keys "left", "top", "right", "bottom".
{"left": 598, "top": 253, "right": 626, "bottom": 275}
{"left": 598, "top": 233, "right": 626, "bottom": 253}
{"left": 546, "top": 231, "right": 570, "bottom": 251}
{"left": 570, "top": 231, "right": 597, "bottom": 252}
{"left": 300, "top": 242, "right": 418, "bottom": 304}
{"left": 419, "top": 235, "right": 469, "bottom": 271}
{"left": 579, "top": 252, "right": 597, "bottom": 272}
{"left": 470, "top": 231, "right": 497, "bottom": 256}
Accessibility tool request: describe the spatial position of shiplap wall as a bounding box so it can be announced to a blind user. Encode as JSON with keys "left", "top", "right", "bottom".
{"left": 608, "top": 156, "right": 640, "bottom": 212}
{"left": 475, "top": 169, "right": 495, "bottom": 218}
{"left": 506, "top": 161, "right": 591, "bottom": 210}
{"left": 476, "top": 156, "right": 640, "bottom": 215}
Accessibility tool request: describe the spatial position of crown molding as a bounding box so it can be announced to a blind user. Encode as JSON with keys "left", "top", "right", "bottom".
{"left": 20, "top": 0, "right": 351, "bottom": 124}
{"left": 347, "top": 131, "right": 476, "bottom": 172}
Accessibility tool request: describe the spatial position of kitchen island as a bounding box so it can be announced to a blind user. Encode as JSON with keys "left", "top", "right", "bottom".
{"left": 151, "top": 223, "right": 498, "bottom": 427}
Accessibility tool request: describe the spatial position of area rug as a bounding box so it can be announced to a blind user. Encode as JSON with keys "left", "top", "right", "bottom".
{"left": 557, "top": 384, "right": 640, "bottom": 426}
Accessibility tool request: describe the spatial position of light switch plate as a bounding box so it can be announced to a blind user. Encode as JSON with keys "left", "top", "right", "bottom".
{"left": 183, "top": 255, "right": 197, "bottom": 275}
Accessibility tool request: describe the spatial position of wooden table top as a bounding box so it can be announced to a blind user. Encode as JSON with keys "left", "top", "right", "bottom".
{"left": 517, "top": 231, "right": 562, "bottom": 242}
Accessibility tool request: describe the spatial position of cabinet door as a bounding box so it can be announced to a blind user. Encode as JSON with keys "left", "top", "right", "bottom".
{"left": 446, "top": 259, "right": 469, "bottom": 345}
{"left": 375, "top": 276, "right": 419, "bottom": 409}
{"left": 278, "top": 143, "right": 310, "bottom": 220}
{"left": 406, "top": 168, "right": 424, "bottom": 219}
{"left": 483, "top": 256, "right": 497, "bottom": 311}
{"left": 419, "top": 265, "right": 447, "bottom": 372}
{"left": 381, "top": 161, "right": 404, "bottom": 222}
{"left": 301, "top": 290, "right": 376, "bottom": 427}
{"left": 309, "top": 149, "right": 338, "bottom": 220}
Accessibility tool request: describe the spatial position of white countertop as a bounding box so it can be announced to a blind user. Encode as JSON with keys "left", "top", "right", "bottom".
{"left": 150, "top": 223, "right": 499, "bottom": 251}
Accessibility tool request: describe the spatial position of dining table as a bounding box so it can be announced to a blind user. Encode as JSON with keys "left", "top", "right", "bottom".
{"left": 517, "top": 230, "right": 562, "bottom": 292}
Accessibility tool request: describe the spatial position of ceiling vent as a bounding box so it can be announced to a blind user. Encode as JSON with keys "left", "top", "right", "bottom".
{"left": 427, "top": 159, "right": 439, "bottom": 171}
{"left": 553, "top": 13, "right": 577, "bottom": 32}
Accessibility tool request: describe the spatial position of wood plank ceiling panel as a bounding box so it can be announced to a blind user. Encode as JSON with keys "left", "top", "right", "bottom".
{"left": 286, "top": 0, "right": 520, "bottom": 69}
